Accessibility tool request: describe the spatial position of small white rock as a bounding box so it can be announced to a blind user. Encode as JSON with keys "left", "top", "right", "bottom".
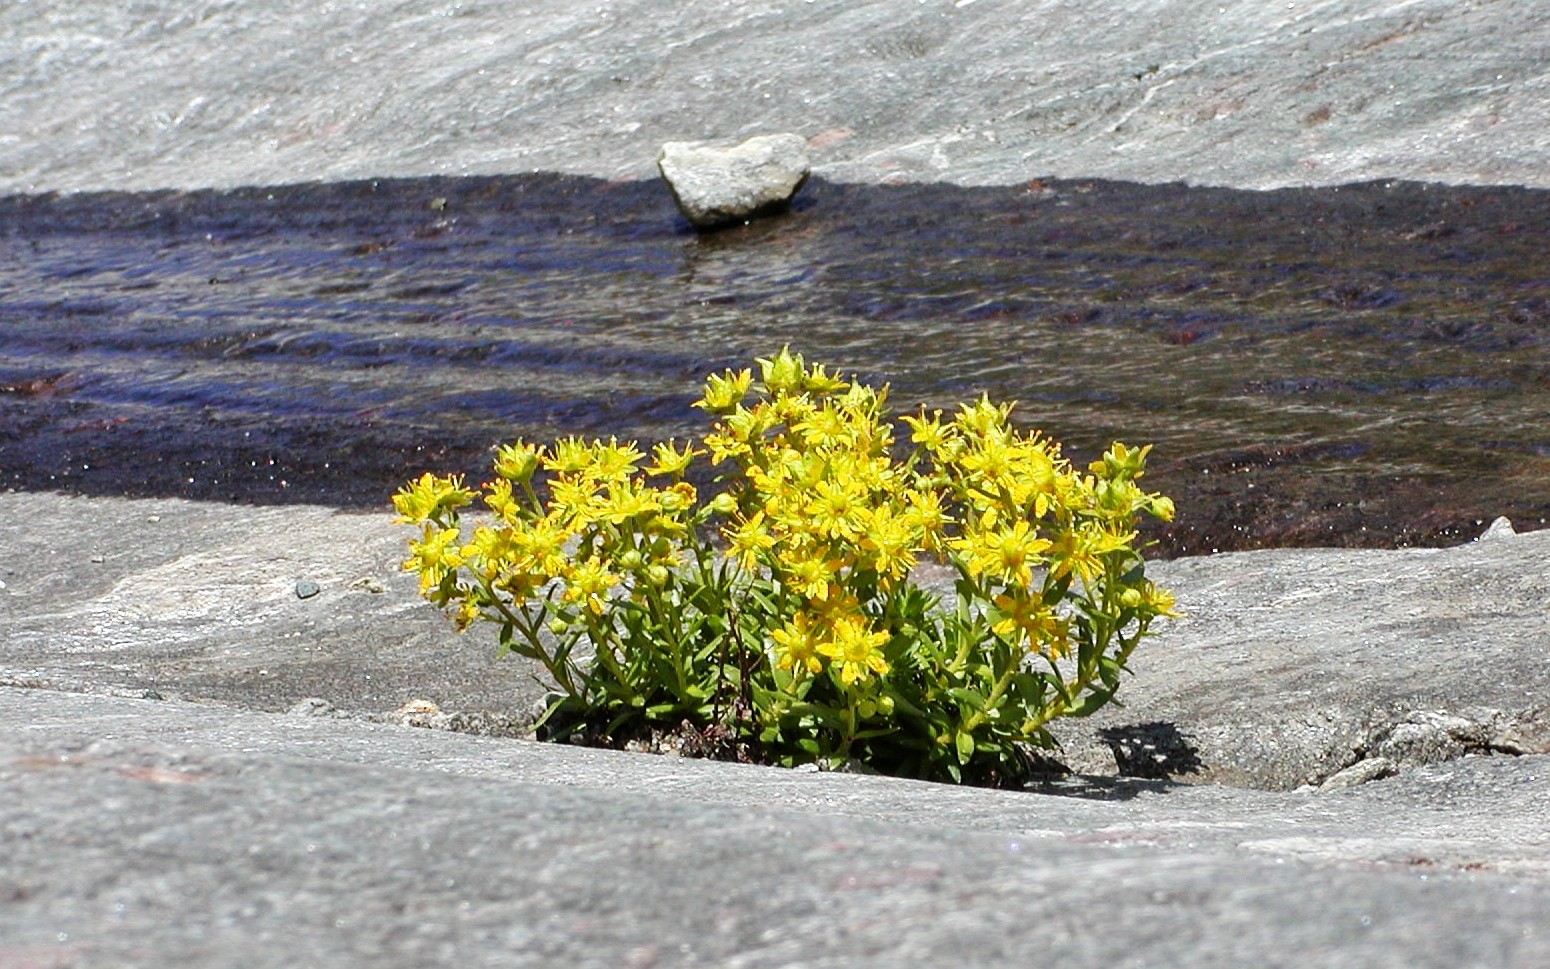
{"left": 1477, "top": 516, "right": 1516, "bottom": 541}
{"left": 658, "top": 133, "right": 811, "bottom": 229}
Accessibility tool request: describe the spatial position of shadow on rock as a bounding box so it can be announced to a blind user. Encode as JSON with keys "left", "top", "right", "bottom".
{"left": 1098, "top": 722, "right": 1205, "bottom": 780}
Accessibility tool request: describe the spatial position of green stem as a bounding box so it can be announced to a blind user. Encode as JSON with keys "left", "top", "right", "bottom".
{"left": 485, "top": 584, "right": 580, "bottom": 699}
{"left": 959, "top": 652, "right": 1020, "bottom": 735}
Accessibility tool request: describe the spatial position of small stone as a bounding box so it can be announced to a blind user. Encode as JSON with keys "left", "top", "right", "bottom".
{"left": 1478, "top": 516, "right": 1516, "bottom": 540}
{"left": 90, "top": 555, "right": 105, "bottom": 564}
{"left": 1318, "top": 756, "right": 1398, "bottom": 791}
{"left": 657, "top": 133, "right": 811, "bottom": 229}
{"left": 349, "top": 577, "right": 387, "bottom": 594}
{"left": 145, "top": 515, "right": 161, "bottom": 523}
{"left": 394, "top": 698, "right": 444, "bottom": 728}
{"left": 287, "top": 697, "right": 336, "bottom": 717}
{"left": 295, "top": 579, "right": 321, "bottom": 599}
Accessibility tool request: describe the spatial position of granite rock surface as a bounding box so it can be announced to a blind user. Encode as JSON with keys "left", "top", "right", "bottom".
{"left": 3, "top": 0, "right": 1548, "bottom": 195}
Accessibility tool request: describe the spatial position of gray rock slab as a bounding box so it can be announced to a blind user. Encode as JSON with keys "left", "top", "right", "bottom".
{"left": 3, "top": 0, "right": 1548, "bottom": 196}
{"left": 4, "top": 491, "right": 1548, "bottom": 794}
{"left": 1040, "top": 526, "right": 1550, "bottom": 790}
{"left": 0, "top": 491, "right": 541, "bottom": 724}
{"left": 3, "top": 687, "right": 1548, "bottom": 968}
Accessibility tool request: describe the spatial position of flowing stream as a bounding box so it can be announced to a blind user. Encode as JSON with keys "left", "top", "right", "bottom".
{"left": 2, "top": 173, "right": 1547, "bottom": 555}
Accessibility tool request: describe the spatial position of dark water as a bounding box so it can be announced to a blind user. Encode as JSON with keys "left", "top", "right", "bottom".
{"left": 2, "top": 173, "right": 1547, "bottom": 556}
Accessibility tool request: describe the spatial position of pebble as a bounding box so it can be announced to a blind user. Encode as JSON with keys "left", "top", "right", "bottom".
{"left": 295, "top": 579, "right": 321, "bottom": 599}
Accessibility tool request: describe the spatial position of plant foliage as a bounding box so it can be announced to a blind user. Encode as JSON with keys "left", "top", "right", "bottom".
{"left": 395, "top": 349, "right": 1176, "bottom": 784}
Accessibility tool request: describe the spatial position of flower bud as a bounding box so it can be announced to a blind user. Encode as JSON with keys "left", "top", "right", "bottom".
{"left": 708, "top": 493, "right": 738, "bottom": 516}
{"left": 758, "top": 347, "right": 804, "bottom": 395}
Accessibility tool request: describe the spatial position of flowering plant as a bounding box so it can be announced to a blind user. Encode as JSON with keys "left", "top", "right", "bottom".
{"left": 395, "top": 349, "right": 1175, "bottom": 784}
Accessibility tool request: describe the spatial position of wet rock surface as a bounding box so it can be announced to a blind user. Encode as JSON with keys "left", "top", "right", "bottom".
{"left": 2, "top": 174, "right": 1547, "bottom": 558}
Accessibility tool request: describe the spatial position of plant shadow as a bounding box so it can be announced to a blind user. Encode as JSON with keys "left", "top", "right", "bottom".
{"left": 1099, "top": 721, "right": 1205, "bottom": 780}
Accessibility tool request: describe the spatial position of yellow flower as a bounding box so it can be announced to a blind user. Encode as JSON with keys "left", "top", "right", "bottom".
{"left": 656, "top": 480, "right": 698, "bottom": 518}
{"left": 858, "top": 507, "right": 918, "bottom": 583}
{"left": 548, "top": 476, "right": 601, "bottom": 525}
{"left": 779, "top": 549, "right": 843, "bottom": 601}
{"left": 958, "top": 436, "right": 1015, "bottom": 488}
{"left": 596, "top": 481, "right": 660, "bottom": 524}
{"left": 1090, "top": 441, "right": 1151, "bottom": 481}
{"left": 483, "top": 478, "right": 521, "bottom": 524}
{"left": 810, "top": 589, "right": 863, "bottom": 625}
{"left": 793, "top": 402, "right": 851, "bottom": 448}
{"left": 757, "top": 346, "right": 805, "bottom": 395}
{"left": 991, "top": 591, "right": 1067, "bottom": 654}
{"left": 461, "top": 525, "right": 517, "bottom": 574}
{"left": 512, "top": 517, "right": 569, "bottom": 577}
{"left": 807, "top": 478, "right": 867, "bottom": 542}
{"left": 392, "top": 473, "right": 472, "bottom": 524}
{"left": 403, "top": 524, "right": 464, "bottom": 593}
{"left": 724, "top": 511, "right": 776, "bottom": 569}
{"left": 801, "top": 362, "right": 849, "bottom": 395}
{"left": 562, "top": 559, "right": 619, "bottom": 615}
{"left": 693, "top": 368, "right": 752, "bottom": 414}
{"left": 817, "top": 616, "right": 890, "bottom": 687}
{"left": 902, "top": 409, "right": 954, "bottom": 452}
{"left": 903, "top": 487, "right": 950, "bottom": 542}
{"left": 494, "top": 567, "right": 546, "bottom": 602}
{"left": 645, "top": 439, "right": 700, "bottom": 478}
{"left": 1049, "top": 523, "right": 1135, "bottom": 584}
{"left": 770, "top": 613, "right": 825, "bottom": 675}
{"left": 492, "top": 441, "right": 542, "bottom": 483}
{"left": 544, "top": 436, "right": 594, "bottom": 475}
{"left": 957, "top": 518, "right": 1051, "bottom": 587}
{"left": 452, "top": 596, "right": 483, "bottom": 632}
{"left": 1141, "top": 581, "right": 1180, "bottom": 618}
{"left": 955, "top": 394, "right": 1014, "bottom": 437}
{"left": 590, "top": 437, "right": 644, "bottom": 482}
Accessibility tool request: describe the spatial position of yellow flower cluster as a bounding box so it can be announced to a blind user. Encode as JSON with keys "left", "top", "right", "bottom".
{"left": 396, "top": 347, "right": 1178, "bottom": 781}
{"left": 695, "top": 348, "right": 1175, "bottom": 681}
{"left": 392, "top": 435, "right": 702, "bottom": 628}
{"left": 696, "top": 350, "right": 934, "bottom": 687}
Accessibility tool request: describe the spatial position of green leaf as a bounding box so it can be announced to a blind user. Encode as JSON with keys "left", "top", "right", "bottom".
{"left": 1066, "top": 687, "right": 1116, "bottom": 718}
{"left": 947, "top": 688, "right": 986, "bottom": 712}
{"left": 955, "top": 729, "right": 976, "bottom": 763}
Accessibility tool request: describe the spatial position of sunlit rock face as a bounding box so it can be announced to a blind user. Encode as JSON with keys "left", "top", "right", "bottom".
{"left": 2, "top": 0, "right": 1548, "bottom": 196}
{"left": 658, "top": 134, "right": 810, "bottom": 228}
